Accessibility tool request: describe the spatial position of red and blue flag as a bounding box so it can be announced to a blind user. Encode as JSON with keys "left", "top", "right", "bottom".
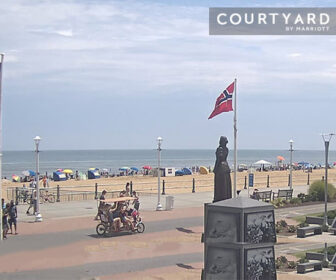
{"left": 208, "top": 81, "right": 234, "bottom": 119}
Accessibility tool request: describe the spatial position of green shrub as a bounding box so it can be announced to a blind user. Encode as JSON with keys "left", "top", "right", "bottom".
{"left": 303, "top": 194, "right": 313, "bottom": 202}
{"left": 297, "top": 193, "right": 305, "bottom": 201}
{"left": 279, "top": 220, "right": 288, "bottom": 228}
{"left": 308, "top": 180, "right": 336, "bottom": 201}
{"left": 287, "top": 261, "right": 296, "bottom": 269}
{"left": 290, "top": 198, "right": 302, "bottom": 205}
{"left": 271, "top": 198, "right": 285, "bottom": 208}
{"left": 287, "top": 225, "right": 297, "bottom": 233}
{"left": 327, "top": 245, "right": 336, "bottom": 255}
{"left": 276, "top": 256, "right": 288, "bottom": 269}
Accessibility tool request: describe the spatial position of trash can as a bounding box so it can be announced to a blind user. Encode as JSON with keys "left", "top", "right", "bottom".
{"left": 166, "top": 196, "right": 174, "bottom": 210}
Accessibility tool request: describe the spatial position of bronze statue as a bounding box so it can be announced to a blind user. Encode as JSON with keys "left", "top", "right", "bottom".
{"left": 213, "top": 136, "right": 232, "bottom": 202}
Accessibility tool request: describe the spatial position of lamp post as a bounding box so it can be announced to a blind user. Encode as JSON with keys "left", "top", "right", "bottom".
{"left": 321, "top": 133, "right": 334, "bottom": 226}
{"left": 156, "top": 136, "right": 163, "bottom": 211}
{"left": 34, "top": 136, "right": 43, "bottom": 222}
{"left": 0, "top": 53, "right": 4, "bottom": 241}
{"left": 289, "top": 139, "right": 294, "bottom": 190}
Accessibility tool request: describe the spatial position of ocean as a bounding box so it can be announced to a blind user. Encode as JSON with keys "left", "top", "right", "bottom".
{"left": 1, "top": 149, "right": 335, "bottom": 178}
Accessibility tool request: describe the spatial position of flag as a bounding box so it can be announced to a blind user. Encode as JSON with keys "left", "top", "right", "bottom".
{"left": 208, "top": 81, "right": 234, "bottom": 119}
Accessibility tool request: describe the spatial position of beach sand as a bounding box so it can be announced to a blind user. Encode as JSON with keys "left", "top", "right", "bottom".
{"left": 2, "top": 169, "right": 336, "bottom": 200}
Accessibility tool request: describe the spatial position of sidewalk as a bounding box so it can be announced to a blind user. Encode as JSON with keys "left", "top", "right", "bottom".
{"left": 15, "top": 184, "right": 328, "bottom": 222}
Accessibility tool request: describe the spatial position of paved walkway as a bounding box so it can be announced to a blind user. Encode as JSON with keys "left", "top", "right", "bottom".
{"left": 1, "top": 185, "right": 336, "bottom": 279}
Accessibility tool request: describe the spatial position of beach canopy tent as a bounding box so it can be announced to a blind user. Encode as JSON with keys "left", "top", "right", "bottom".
{"left": 12, "top": 175, "right": 20, "bottom": 182}
{"left": 88, "top": 169, "right": 100, "bottom": 179}
{"left": 142, "top": 166, "right": 152, "bottom": 170}
{"left": 298, "top": 161, "right": 309, "bottom": 166}
{"left": 199, "top": 166, "right": 209, "bottom": 175}
{"left": 22, "top": 170, "right": 36, "bottom": 177}
{"left": 254, "top": 160, "right": 272, "bottom": 165}
{"left": 119, "top": 167, "right": 130, "bottom": 171}
{"left": 63, "top": 169, "right": 73, "bottom": 174}
{"left": 182, "top": 167, "right": 192, "bottom": 175}
{"left": 130, "top": 167, "right": 139, "bottom": 172}
{"left": 53, "top": 171, "right": 67, "bottom": 181}
{"left": 277, "top": 156, "right": 285, "bottom": 161}
{"left": 89, "top": 167, "right": 98, "bottom": 171}
{"left": 175, "top": 170, "right": 184, "bottom": 176}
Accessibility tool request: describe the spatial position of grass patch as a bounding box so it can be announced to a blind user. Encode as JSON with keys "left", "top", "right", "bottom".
{"left": 292, "top": 212, "right": 321, "bottom": 224}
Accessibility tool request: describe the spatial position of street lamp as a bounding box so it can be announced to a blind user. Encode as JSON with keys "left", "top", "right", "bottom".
{"left": 321, "top": 133, "right": 334, "bottom": 226}
{"left": 156, "top": 136, "right": 163, "bottom": 211}
{"left": 34, "top": 136, "right": 43, "bottom": 222}
{"left": 289, "top": 139, "right": 294, "bottom": 190}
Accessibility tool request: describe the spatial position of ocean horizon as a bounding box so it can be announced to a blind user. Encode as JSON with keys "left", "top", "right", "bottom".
{"left": 1, "top": 149, "right": 335, "bottom": 179}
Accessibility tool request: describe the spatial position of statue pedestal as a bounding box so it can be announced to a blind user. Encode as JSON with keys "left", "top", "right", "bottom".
{"left": 201, "top": 197, "right": 277, "bottom": 280}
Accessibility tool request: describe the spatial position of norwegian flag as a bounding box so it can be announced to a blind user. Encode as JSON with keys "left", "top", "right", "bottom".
{"left": 208, "top": 81, "right": 234, "bottom": 119}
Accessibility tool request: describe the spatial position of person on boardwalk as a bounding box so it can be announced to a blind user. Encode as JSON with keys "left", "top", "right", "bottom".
{"left": 95, "top": 190, "right": 107, "bottom": 220}
{"left": 2, "top": 203, "right": 9, "bottom": 239}
{"left": 213, "top": 136, "right": 232, "bottom": 202}
{"left": 26, "top": 189, "right": 37, "bottom": 215}
{"left": 8, "top": 200, "right": 18, "bottom": 234}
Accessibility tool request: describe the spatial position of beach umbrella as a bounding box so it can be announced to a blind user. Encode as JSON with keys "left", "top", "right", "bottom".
{"left": 130, "top": 167, "right": 139, "bottom": 172}
{"left": 63, "top": 169, "right": 73, "bottom": 174}
{"left": 22, "top": 170, "right": 36, "bottom": 176}
{"left": 142, "top": 165, "right": 152, "bottom": 170}
{"left": 119, "top": 167, "right": 130, "bottom": 171}
{"left": 254, "top": 160, "right": 272, "bottom": 165}
{"left": 57, "top": 168, "right": 63, "bottom": 172}
{"left": 12, "top": 175, "right": 20, "bottom": 182}
{"left": 298, "top": 161, "right": 309, "bottom": 166}
{"left": 277, "top": 156, "right": 285, "bottom": 161}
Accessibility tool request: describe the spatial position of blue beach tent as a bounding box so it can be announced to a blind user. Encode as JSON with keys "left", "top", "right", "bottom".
{"left": 53, "top": 171, "right": 67, "bottom": 181}
{"left": 88, "top": 169, "right": 100, "bottom": 179}
{"left": 182, "top": 168, "right": 192, "bottom": 175}
{"left": 175, "top": 170, "right": 184, "bottom": 176}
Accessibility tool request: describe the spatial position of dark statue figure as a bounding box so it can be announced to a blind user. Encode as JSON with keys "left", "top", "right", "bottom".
{"left": 213, "top": 136, "right": 232, "bottom": 202}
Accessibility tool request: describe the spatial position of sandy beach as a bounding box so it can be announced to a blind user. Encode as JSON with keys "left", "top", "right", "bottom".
{"left": 3, "top": 168, "right": 336, "bottom": 200}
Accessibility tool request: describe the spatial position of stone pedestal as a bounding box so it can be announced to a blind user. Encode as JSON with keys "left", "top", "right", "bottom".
{"left": 202, "top": 197, "right": 277, "bottom": 280}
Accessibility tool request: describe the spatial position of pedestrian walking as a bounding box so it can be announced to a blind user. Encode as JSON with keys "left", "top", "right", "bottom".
{"left": 8, "top": 200, "right": 18, "bottom": 235}
{"left": 2, "top": 203, "right": 9, "bottom": 239}
{"left": 26, "top": 189, "right": 37, "bottom": 215}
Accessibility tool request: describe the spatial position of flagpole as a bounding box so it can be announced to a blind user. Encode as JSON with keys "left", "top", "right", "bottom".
{"left": 233, "top": 78, "right": 237, "bottom": 198}
{"left": 0, "top": 53, "right": 4, "bottom": 241}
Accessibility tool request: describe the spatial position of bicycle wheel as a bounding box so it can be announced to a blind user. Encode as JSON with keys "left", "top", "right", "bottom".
{"left": 48, "top": 195, "right": 55, "bottom": 203}
{"left": 136, "top": 222, "right": 145, "bottom": 233}
{"left": 96, "top": 223, "right": 106, "bottom": 236}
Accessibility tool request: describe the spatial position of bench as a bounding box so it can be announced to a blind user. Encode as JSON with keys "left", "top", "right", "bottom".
{"left": 254, "top": 190, "right": 272, "bottom": 202}
{"left": 272, "top": 189, "right": 293, "bottom": 200}
{"left": 297, "top": 252, "right": 323, "bottom": 274}
{"left": 297, "top": 226, "right": 322, "bottom": 238}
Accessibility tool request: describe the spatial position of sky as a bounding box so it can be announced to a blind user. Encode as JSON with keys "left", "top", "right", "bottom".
{"left": 1, "top": 0, "right": 336, "bottom": 151}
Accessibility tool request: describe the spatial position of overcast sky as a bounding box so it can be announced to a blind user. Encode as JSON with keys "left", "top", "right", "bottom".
{"left": 1, "top": 0, "right": 336, "bottom": 151}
